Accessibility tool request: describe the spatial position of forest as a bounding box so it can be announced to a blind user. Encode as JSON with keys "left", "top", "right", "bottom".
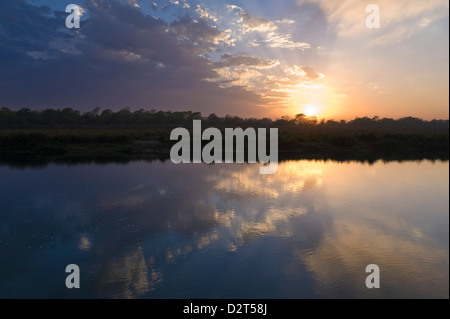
{"left": 0, "top": 107, "right": 448, "bottom": 165}
{"left": 0, "top": 107, "right": 448, "bottom": 131}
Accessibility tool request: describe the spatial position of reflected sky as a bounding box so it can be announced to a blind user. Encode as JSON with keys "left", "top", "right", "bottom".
{"left": 0, "top": 159, "right": 448, "bottom": 298}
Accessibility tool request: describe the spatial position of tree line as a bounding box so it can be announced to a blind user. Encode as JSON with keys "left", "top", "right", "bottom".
{"left": 0, "top": 107, "right": 448, "bottom": 132}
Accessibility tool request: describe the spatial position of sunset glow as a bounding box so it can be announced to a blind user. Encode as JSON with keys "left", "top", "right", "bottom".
{"left": 304, "top": 105, "right": 319, "bottom": 117}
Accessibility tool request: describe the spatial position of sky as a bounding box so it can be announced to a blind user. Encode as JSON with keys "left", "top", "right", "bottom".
{"left": 0, "top": 0, "right": 448, "bottom": 120}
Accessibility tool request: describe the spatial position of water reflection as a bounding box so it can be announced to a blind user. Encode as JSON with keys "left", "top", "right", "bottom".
{"left": 97, "top": 245, "right": 160, "bottom": 299}
{"left": 0, "top": 159, "right": 448, "bottom": 298}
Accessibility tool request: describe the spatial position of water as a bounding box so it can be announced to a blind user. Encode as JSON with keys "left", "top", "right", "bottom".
{"left": 0, "top": 159, "right": 448, "bottom": 298}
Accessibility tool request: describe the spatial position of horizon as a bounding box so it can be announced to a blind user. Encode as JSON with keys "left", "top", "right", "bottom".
{"left": 1, "top": 106, "right": 449, "bottom": 122}
{"left": 0, "top": 0, "right": 448, "bottom": 121}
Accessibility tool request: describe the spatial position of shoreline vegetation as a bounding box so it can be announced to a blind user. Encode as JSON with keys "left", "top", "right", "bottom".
{"left": 0, "top": 107, "right": 448, "bottom": 167}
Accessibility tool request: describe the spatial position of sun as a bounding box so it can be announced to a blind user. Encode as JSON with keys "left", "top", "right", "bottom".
{"left": 304, "top": 104, "right": 319, "bottom": 117}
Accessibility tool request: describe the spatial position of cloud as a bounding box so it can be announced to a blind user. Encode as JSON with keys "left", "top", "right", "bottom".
{"left": 181, "top": 1, "right": 190, "bottom": 9}
{"left": 263, "top": 77, "right": 324, "bottom": 93}
{"left": 226, "top": 4, "right": 310, "bottom": 50}
{"left": 228, "top": 5, "right": 277, "bottom": 33}
{"left": 285, "top": 65, "right": 324, "bottom": 80}
{"left": 258, "top": 64, "right": 326, "bottom": 109}
{"left": 239, "top": 12, "right": 277, "bottom": 33}
{"left": 209, "top": 54, "right": 280, "bottom": 90}
{"left": 0, "top": 0, "right": 263, "bottom": 116}
{"left": 212, "top": 68, "right": 264, "bottom": 88}
{"left": 264, "top": 32, "right": 311, "bottom": 49}
{"left": 419, "top": 18, "right": 432, "bottom": 27}
{"left": 126, "top": 0, "right": 141, "bottom": 8}
{"left": 275, "top": 19, "right": 296, "bottom": 24}
{"left": 170, "top": 15, "right": 231, "bottom": 51}
{"left": 0, "top": 1, "right": 70, "bottom": 58}
{"left": 305, "top": 0, "right": 449, "bottom": 44}
{"left": 196, "top": 5, "right": 218, "bottom": 22}
{"left": 214, "top": 54, "right": 280, "bottom": 69}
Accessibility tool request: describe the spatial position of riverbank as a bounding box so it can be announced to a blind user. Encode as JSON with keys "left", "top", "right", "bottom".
{"left": 0, "top": 127, "right": 448, "bottom": 167}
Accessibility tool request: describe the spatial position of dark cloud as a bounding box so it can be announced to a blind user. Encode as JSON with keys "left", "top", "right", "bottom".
{"left": 239, "top": 12, "right": 277, "bottom": 32}
{"left": 0, "top": 1, "right": 71, "bottom": 61}
{"left": 171, "top": 15, "right": 228, "bottom": 53}
{"left": 0, "top": 0, "right": 263, "bottom": 116}
{"left": 214, "top": 53, "right": 279, "bottom": 69}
